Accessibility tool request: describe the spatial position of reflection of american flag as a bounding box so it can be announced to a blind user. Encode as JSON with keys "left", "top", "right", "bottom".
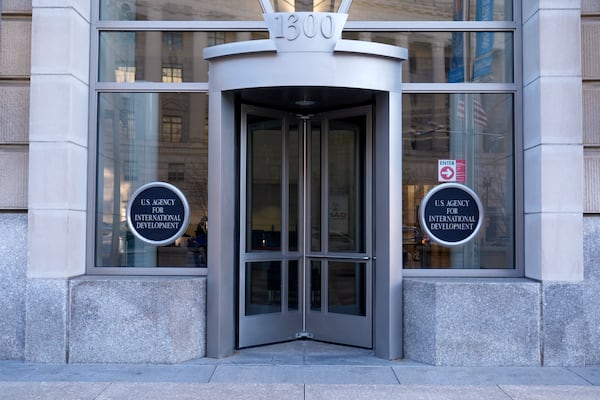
{"left": 457, "top": 97, "right": 488, "bottom": 128}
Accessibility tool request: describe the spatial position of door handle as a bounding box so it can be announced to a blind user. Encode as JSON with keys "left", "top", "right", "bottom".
{"left": 307, "top": 254, "right": 370, "bottom": 261}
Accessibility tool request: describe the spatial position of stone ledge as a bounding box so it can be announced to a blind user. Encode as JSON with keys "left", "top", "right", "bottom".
{"left": 403, "top": 278, "right": 541, "bottom": 366}
{"left": 68, "top": 276, "right": 207, "bottom": 364}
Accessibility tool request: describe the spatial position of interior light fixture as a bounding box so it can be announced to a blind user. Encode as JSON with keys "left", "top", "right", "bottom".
{"left": 295, "top": 99, "right": 316, "bottom": 106}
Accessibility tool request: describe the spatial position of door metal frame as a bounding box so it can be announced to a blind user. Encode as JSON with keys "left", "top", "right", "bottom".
{"left": 238, "top": 104, "right": 373, "bottom": 349}
{"left": 238, "top": 105, "right": 302, "bottom": 348}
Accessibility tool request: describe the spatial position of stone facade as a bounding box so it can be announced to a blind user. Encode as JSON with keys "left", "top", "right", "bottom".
{"left": 0, "top": 0, "right": 599, "bottom": 366}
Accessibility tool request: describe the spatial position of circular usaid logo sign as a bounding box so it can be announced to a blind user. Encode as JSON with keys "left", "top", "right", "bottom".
{"left": 419, "top": 183, "right": 484, "bottom": 247}
{"left": 126, "top": 182, "right": 190, "bottom": 246}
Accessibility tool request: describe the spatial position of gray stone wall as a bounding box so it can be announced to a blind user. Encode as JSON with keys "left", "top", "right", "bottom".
{"left": 0, "top": 213, "right": 27, "bottom": 360}
{"left": 584, "top": 216, "right": 600, "bottom": 365}
{"left": 541, "top": 282, "right": 585, "bottom": 366}
{"left": 68, "top": 277, "right": 207, "bottom": 364}
{"left": 404, "top": 278, "right": 541, "bottom": 366}
{"left": 25, "top": 279, "right": 69, "bottom": 363}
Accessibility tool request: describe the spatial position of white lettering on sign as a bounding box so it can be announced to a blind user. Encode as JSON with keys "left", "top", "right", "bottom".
{"left": 135, "top": 221, "right": 180, "bottom": 230}
{"left": 273, "top": 13, "right": 336, "bottom": 41}
{"left": 134, "top": 214, "right": 182, "bottom": 222}
{"left": 140, "top": 198, "right": 176, "bottom": 206}
{"left": 134, "top": 197, "right": 182, "bottom": 230}
{"left": 427, "top": 197, "right": 476, "bottom": 232}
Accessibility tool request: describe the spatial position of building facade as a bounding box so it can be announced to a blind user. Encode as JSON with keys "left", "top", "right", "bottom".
{"left": 0, "top": 0, "right": 599, "bottom": 365}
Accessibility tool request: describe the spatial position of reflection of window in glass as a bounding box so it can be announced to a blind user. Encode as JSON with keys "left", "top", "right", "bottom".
{"left": 123, "top": 160, "right": 138, "bottom": 181}
{"left": 162, "top": 65, "right": 183, "bottom": 83}
{"left": 163, "top": 32, "right": 183, "bottom": 82}
{"left": 115, "top": 66, "right": 136, "bottom": 83}
{"left": 163, "top": 32, "right": 183, "bottom": 49}
{"left": 208, "top": 32, "right": 225, "bottom": 46}
{"left": 162, "top": 115, "right": 183, "bottom": 142}
{"left": 168, "top": 162, "right": 185, "bottom": 182}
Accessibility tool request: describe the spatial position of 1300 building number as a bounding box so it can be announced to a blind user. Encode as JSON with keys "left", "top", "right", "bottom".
{"left": 273, "top": 13, "right": 336, "bottom": 41}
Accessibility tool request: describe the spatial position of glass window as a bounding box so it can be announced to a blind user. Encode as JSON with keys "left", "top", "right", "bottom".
{"left": 99, "top": 0, "right": 512, "bottom": 22}
{"left": 100, "top": 0, "right": 264, "bottom": 21}
{"left": 162, "top": 115, "right": 183, "bottom": 142}
{"left": 402, "top": 93, "right": 514, "bottom": 269}
{"left": 348, "top": 0, "right": 512, "bottom": 21}
{"left": 272, "top": 0, "right": 343, "bottom": 12}
{"left": 168, "top": 162, "right": 186, "bottom": 182}
{"left": 343, "top": 31, "right": 513, "bottom": 83}
{"left": 95, "top": 92, "right": 209, "bottom": 268}
{"left": 99, "top": 31, "right": 268, "bottom": 83}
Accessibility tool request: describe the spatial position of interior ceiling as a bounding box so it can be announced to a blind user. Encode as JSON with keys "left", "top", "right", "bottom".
{"left": 237, "top": 86, "right": 377, "bottom": 113}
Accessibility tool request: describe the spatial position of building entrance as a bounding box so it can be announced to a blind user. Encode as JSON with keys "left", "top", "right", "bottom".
{"left": 238, "top": 104, "right": 373, "bottom": 348}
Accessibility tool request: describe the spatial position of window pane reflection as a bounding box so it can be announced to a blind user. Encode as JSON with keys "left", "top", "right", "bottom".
{"left": 402, "top": 93, "right": 514, "bottom": 269}
{"left": 99, "top": 0, "right": 512, "bottom": 21}
{"left": 342, "top": 32, "right": 513, "bottom": 84}
{"left": 99, "top": 31, "right": 268, "bottom": 83}
{"left": 95, "top": 92, "right": 208, "bottom": 268}
{"left": 348, "top": 0, "right": 512, "bottom": 21}
{"left": 100, "top": 0, "right": 264, "bottom": 21}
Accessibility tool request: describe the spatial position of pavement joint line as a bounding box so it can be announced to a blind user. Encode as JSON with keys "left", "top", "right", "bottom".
{"left": 390, "top": 366, "right": 401, "bottom": 384}
{"left": 497, "top": 384, "right": 516, "bottom": 400}
{"left": 92, "top": 382, "right": 113, "bottom": 400}
{"left": 207, "top": 365, "right": 218, "bottom": 383}
{"left": 566, "top": 366, "right": 595, "bottom": 386}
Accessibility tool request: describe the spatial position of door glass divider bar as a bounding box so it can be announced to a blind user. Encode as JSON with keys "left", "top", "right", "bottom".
{"left": 403, "top": 268, "right": 522, "bottom": 278}
{"left": 308, "top": 255, "right": 370, "bottom": 261}
{"left": 89, "top": 267, "right": 208, "bottom": 276}
{"left": 94, "top": 21, "right": 515, "bottom": 32}
{"left": 94, "top": 21, "right": 269, "bottom": 30}
{"left": 402, "top": 83, "right": 517, "bottom": 93}
{"left": 95, "top": 83, "right": 209, "bottom": 92}
{"left": 302, "top": 114, "right": 309, "bottom": 334}
{"left": 344, "top": 21, "right": 516, "bottom": 31}
{"left": 95, "top": 83, "right": 516, "bottom": 93}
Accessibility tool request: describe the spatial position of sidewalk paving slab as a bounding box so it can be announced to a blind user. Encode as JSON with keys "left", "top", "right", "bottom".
{"left": 499, "top": 385, "right": 600, "bottom": 400}
{"left": 210, "top": 364, "right": 399, "bottom": 384}
{"left": 392, "top": 366, "right": 591, "bottom": 386}
{"left": 1, "top": 342, "right": 600, "bottom": 400}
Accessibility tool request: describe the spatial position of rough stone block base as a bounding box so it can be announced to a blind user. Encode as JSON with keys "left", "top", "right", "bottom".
{"left": 542, "top": 282, "right": 584, "bottom": 366}
{"left": 68, "top": 277, "right": 206, "bottom": 364}
{"left": 404, "top": 278, "right": 541, "bottom": 366}
{"left": 0, "top": 214, "right": 27, "bottom": 360}
{"left": 25, "top": 279, "right": 69, "bottom": 363}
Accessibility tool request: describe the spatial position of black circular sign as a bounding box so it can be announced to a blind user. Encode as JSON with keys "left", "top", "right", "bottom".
{"left": 419, "top": 183, "right": 483, "bottom": 247}
{"left": 126, "top": 182, "right": 190, "bottom": 246}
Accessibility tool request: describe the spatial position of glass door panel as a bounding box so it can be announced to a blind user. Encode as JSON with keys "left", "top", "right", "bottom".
{"left": 327, "top": 116, "right": 366, "bottom": 253}
{"left": 246, "top": 114, "right": 282, "bottom": 252}
{"left": 328, "top": 261, "right": 366, "bottom": 316}
{"left": 310, "top": 122, "right": 322, "bottom": 253}
{"left": 245, "top": 261, "right": 282, "bottom": 316}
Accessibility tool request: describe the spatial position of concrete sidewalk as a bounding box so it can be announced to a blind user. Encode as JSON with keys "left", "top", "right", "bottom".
{"left": 1, "top": 341, "right": 600, "bottom": 399}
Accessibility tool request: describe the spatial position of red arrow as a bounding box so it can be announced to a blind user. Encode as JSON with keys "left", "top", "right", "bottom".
{"left": 440, "top": 166, "right": 454, "bottom": 180}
